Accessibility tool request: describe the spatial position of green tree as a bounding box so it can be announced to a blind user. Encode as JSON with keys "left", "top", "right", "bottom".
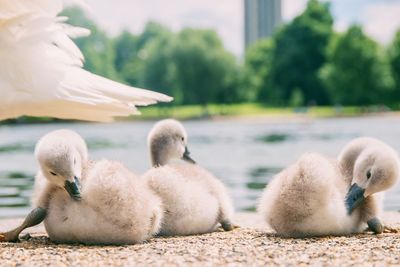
{"left": 321, "top": 26, "right": 392, "bottom": 105}
{"left": 114, "top": 22, "right": 172, "bottom": 87}
{"left": 139, "top": 33, "right": 178, "bottom": 103}
{"left": 62, "top": 7, "right": 119, "bottom": 80}
{"left": 169, "top": 29, "right": 239, "bottom": 105}
{"left": 114, "top": 31, "right": 138, "bottom": 72}
{"left": 137, "top": 22, "right": 171, "bottom": 49}
{"left": 389, "top": 31, "right": 400, "bottom": 102}
{"left": 268, "top": 0, "right": 333, "bottom": 105}
{"left": 243, "top": 38, "right": 275, "bottom": 102}
{"left": 113, "top": 31, "right": 143, "bottom": 86}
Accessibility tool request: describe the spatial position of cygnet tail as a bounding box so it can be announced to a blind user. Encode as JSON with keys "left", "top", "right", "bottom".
{"left": 82, "top": 160, "right": 160, "bottom": 243}
{"left": 292, "top": 153, "right": 335, "bottom": 207}
{"left": 264, "top": 154, "right": 349, "bottom": 237}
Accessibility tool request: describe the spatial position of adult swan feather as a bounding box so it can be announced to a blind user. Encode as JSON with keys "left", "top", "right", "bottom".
{"left": 0, "top": 0, "right": 172, "bottom": 122}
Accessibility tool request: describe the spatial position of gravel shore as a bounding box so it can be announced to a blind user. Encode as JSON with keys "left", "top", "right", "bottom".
{"left": 0, "top": 212, "right": 399, "bottom": 266}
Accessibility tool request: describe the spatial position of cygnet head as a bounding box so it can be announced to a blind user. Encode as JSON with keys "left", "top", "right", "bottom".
{"left": 346, "top": 145, "right": 400, "bottom": 214}
{"left": 35, "top": 129, "right": 88, "bottom": 200}
{"left": 147, "top": 119, "right": 195, "bottom": 167}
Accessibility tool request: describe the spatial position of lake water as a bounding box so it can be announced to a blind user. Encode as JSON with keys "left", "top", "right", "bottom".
{"left": 1, "top": 116, "right": 400, "bottom": 218}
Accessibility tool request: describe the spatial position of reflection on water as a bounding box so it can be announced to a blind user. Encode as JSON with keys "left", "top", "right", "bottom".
{"left": 248, "top": 166, "right": 281, "bottom": 179}
{"left": 246, "top": 166, "right": 281, "bottom": 190}
{"left": 0, "top": 172, "right": 33, "bottom": 217}
{"left": 190, "top": 136, "right": 214, "bottom": 144}
{"left": 1, "top": 116, "right": 400, "bottom": 218}
{"left": 256, "top": 133, "right": 294, "bottom": 143}
{"left": 0, "top": 143, "right": 34, "bottom": 153}
{"left": 87, "top": 139, "right": 127, "bottom": 150}
{"left": 242, "top": 167, "right": 283, "bottom": 211}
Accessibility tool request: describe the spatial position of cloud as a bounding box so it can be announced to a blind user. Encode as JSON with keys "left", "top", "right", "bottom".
{"left": 361, "top": 1, "right": 400, "bottom": 44}
{"left": 334, "top": 19, "right": 349, "bottom": 33}
{"left": 282, "top": 0, "right": 307, "bottom": 21}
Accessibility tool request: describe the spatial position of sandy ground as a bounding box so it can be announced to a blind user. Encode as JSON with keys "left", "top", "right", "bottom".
{"left": 0, "top": 212, "right": 399, "bottom": 266}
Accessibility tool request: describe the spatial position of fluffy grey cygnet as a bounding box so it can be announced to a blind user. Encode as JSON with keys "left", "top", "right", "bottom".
{"left": 31, "top": 129, "right": 163, "bottom": 245}
{"left": 143, "top": 119, "right": 235, "bottom": 236}
{"left": 258, "top": 137, "right": 399, "bottom": 237}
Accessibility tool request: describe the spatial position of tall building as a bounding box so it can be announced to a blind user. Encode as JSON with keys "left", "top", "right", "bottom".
{"left": 244, "top": 0, "right": 282, "bottom": 49}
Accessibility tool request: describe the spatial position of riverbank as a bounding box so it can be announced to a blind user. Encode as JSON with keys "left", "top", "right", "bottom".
{"left": 1, "top": 104, "right": 394, "bottom": 124}
{"left": 1, "top": 212, "right": 399, "bottom": 266}
{"left": 131, "top": 104, "right": 391, "bottom": 120}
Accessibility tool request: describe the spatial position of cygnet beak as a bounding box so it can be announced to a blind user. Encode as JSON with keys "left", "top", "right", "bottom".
{"left": 182, "top": 146, "right": 196, "bottom": 164}
{"left": 345, "top": 183, "right": 365, "bottom": 214}
{"left": 64, "top": 176, "right": 81, "bottom": 201}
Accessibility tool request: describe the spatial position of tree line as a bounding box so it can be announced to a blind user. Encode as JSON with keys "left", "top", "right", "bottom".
{"left": 63, "top": 0, "right": 400, "bottom": 107}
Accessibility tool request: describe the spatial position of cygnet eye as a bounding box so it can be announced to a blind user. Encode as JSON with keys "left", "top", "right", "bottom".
{"left": 49, "top": 171, "right": 58, "bottom": 176}
{"left": 366, "top": 170, "right": 372, "bottom": 179}
{"left": 181, "top": 137, "right": 184, "bottom": 141}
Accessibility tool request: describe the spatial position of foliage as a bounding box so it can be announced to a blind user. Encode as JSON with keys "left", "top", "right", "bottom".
{"left": 115, "top": 22, "right": 172, "bottom": 88}
{"left": 62, "top": 7, "right": 120, "bottom": 81}
{"left": 321, "top": 26, "right": 393, "bottom": 105}
{"left": 243, "top": 39, "right": 275, "bottom": 102}
{"left": 113, "top": 30, "right": 145, "bottom": 86}
{"left": 389, "top": 31, "right": 400, "bottom": 101}
{"left": 267, "top": 0, "right": 334, "bottom": 105}
{"left": 62, "top": 9, "right": 241, "bottom": 106}
{"left": 138, "top": 30, "right": 177, "bottom": 102}
{"left": 169, "top": 29, "right": 239, "bottom": 105}
{"left": 62, "top": 2, "right": 400, "bottom": 109}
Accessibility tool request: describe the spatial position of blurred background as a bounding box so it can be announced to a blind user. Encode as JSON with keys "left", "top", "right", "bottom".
{"left": 1, "top": 0, "right": 400, "bottom": 217}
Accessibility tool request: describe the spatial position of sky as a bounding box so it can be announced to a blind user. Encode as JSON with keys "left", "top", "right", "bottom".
{"left": 71, "top": 0, "right": 400, "bottom": 56}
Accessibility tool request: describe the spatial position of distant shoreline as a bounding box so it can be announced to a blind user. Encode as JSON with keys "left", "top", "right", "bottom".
{"left": 1, "top": 104, "right": 398, "bottom": 124}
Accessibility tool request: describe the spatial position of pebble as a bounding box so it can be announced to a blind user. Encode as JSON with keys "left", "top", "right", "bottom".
{"left": 0, "top": 212, "right": 399, "bottom": 266}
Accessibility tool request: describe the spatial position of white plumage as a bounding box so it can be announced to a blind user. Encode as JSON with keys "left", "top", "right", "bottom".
{"left": 0, "top": 0, "right": 172, "bottom": 122}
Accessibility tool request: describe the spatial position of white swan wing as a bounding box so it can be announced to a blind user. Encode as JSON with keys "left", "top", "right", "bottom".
{"left": 0, "top": 0, "right": 172, "bottom": 122}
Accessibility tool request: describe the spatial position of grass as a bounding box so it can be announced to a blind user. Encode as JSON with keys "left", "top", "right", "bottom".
{"left": 133, "top": 103, "right": 366, "bottom": 120}
{"left": 0, "top": 104, "right": 384, "bottom": 124}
